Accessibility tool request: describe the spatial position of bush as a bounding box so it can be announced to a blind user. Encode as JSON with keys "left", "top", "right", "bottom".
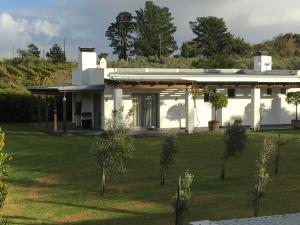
{"left": 0, "top": 90, "right": 38, "bottom": 122}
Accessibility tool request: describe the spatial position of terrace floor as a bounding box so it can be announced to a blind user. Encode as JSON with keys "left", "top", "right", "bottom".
{"left": 31, "top": 122, "right": 293, "bottom": 136}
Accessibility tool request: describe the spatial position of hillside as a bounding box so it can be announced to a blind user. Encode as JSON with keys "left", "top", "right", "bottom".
{"left": 1, "top": 55, "right": 300, "bottom": 91}
{"left": 0, "top": 59, "right": 74, "bottom": 91}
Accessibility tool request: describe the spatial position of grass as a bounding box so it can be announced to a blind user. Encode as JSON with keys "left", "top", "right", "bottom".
{"left": 0, "top": 123, "right": 300, "bottom": 224}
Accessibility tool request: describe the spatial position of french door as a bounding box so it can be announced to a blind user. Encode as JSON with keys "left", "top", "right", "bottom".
{"left": 132, "top": 94, "right": 158, "bottom": 128}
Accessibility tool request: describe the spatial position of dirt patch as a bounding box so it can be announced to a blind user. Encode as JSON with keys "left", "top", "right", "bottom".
{"left": 117, "top": 200, "right": 160, "bottom": 210}
{"left": 28, "top": 187, "right": 40, "bottom": 200}
{"left": 36, "top": 175, "right": 59, "bottom": 186}
{"left": 56, "top": 211, "right": 103, "bottom": 223}
{"left": 26, "top": 175, "right": 60, "bottom": 200}
{"left": 1, "top": 188, "right": 24, "bottom": 214}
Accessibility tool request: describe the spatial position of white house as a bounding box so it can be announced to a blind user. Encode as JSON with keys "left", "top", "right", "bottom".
{"left": 28, "top": 48, "right": 300, "bottom": 133}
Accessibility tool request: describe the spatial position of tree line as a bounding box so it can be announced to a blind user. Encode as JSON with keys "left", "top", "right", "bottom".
{"left": 16, "top": 43, "right": 66, "bottom": 64}
{"left": 105, "top": 1, "right": 300, "bottom": 62}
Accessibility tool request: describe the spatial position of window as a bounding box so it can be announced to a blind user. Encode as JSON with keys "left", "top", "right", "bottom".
{"left": 281, "top": 88, "right": 287, "bottom": 95}
{"left": 227, "top": 88, "right": 235, "bottom": 98}
{"left": 204, "top": 93, "right": 210, "bottom": 102}
{"left": 204, "top": 89, "right": 216, "bottom": 102}
{"left": 266, "top": 88, "right": 272, "bottom": 96}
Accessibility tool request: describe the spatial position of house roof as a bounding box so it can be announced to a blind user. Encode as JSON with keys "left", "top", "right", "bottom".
{"left": 106, "top": 69, "right": 300, "bottom": 87}
{"left": 27, "top": 85, "right": 105, "bottom": 95}
{"left": 190, "top": 213, "right": 300, "bottom": 225}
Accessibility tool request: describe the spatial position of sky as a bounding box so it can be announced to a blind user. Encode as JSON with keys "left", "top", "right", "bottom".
{"left": 1, "top": 0, "right": 300, "bottom": 60}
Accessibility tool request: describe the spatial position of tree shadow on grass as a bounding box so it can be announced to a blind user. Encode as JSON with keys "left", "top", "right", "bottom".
{"left": 3, "top": 215, "right": 55, "bottom": 225}
{"left": 6, "top": 211, "right": 172, "bottom": 225}
{"left": 26, "top": 199, "right": 147, "bottom": 216}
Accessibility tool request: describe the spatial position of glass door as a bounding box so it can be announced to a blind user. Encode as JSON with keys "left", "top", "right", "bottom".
{"left": 132, "top": 94, "right": 158, "bottom": 128}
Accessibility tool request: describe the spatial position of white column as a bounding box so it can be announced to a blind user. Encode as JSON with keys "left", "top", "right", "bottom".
{"left": 251, "top": 88, "right": 261, "bottom": 130}
{"left": 113, "top": 88, "right": 123, "bottom": 112}
{"left": 100, "top": 93, "right": 105, "bottom": 130}
{"left": 185, "top": 89, "right": 195, "bottom": 134}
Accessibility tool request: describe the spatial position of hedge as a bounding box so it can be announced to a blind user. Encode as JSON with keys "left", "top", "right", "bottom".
{"left": 0, "top": 90, "right": 72, "bottom": 123}
{"left": 0, "top": 90, "right": 38, "bottom": 122}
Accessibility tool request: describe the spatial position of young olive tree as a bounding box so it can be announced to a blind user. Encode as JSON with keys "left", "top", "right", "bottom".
{"left": 92, "top": 108, "right": 135, "bottom": 195}
{"left": 209, "top": 92, "right": 228, "bottom": 121}
{"left": 172, "top": 170, "right": 194, "bottom": 225}
{"left": 251, "top": 137, "right": 275, "bottom": 217}
{"left": 220, "top": 119, "right": 247, "bottom": 179}
{"left": 0, "top": 128, "right": 11, "bottom": 208}
{"left": 160, "top": 133, "right": 178, "bottom": 185}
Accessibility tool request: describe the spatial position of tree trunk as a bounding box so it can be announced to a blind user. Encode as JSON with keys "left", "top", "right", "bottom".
{"left": 274, "top": 134, "right": 280, "bottom": 175}
{"left": 254, "top": 178, "right": 261, "bottom": 217}
{"left": 220, "top": 155, "right": 226, "bottom": 179}
{"left": 254, "top": 195, "right": 260, "bottom": 217}
{"left": 101, "top": 162, "right": 106, "bottom": 196}
{"left": 296, "top": 104, "right": 298, "bottom": 120}
{"left": 215, "top": 108, "right": 217, "bottom": 121}
{"left": 160, "top": 167, "right": 165, "bottom": 185}
{"left": 175, "top": 178, "right": 180, "bottom": 225}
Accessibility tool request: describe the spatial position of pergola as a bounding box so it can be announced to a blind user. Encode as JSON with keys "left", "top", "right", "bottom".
{"left": 27, "top": 85, "right": 105, "bottom": 133}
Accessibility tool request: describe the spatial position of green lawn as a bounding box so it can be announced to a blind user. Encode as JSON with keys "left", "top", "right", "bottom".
{"left": 0, "top": 124, "right": 300, "bottom": 225}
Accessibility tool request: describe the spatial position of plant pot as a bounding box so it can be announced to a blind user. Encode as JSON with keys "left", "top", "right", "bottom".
{"left": 208, "top": 120, "right": 220, "bottom": 131}
{"left": 291, "top": 120, "right": 300, "bottom": 129}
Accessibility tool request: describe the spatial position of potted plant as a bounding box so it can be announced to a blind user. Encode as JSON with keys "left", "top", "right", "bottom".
{"left": 286, "top": 91, "right": 300, "bottom": 129}
{"left": 208, "top": 92, "right": 228, "bottom": 131}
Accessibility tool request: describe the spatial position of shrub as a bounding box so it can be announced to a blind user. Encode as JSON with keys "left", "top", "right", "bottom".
{"left": 0, "top": 90, "right": 38, "bottom": 122}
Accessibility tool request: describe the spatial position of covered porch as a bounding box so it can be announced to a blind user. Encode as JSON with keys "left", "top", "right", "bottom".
{"left": 28, "top": 85, "right": 105, "bottom": 134}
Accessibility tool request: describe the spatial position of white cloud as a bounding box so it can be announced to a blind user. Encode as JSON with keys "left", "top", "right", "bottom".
{"left": 32, "top": 19, "right": 61, "bottom": 37}
{"left": 0, "top": 12, "right": 61, "bottom": 57}
{"left": 248, "top": 8, "right": 300, "bottom": 27}
{"left": 2, "top": 0, "right": 300, "bottom": 59}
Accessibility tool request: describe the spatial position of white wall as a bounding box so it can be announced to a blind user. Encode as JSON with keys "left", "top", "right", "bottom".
{"left": 72, "top": 69, "right": 82, "bottom": 85}
{"left": 159, "top": 89, "right": 186, "bottom": 129}
{"left": 89, "top": 86, "right": 300, "bottom": 130}
{"left": 261, "top": 88, "right": 298, "bottom": 125}
{"left": 221, "top": 88, "right": 252, "bottom": 126}
{"left": 103, "top": 85, "right": 114, "bottom": 129}
{"left": 89, "top": 69, "right": 105, "bottom": 85}
{"left": 195, "top": 98, "right": 212, "bottom": 127}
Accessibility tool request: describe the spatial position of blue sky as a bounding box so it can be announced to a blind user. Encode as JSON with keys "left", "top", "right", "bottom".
{"left": 0, "top": 0, "right": 51, "bottom": 10}
{"left": 1, "top": 0, "right": 300, "bottom": 60}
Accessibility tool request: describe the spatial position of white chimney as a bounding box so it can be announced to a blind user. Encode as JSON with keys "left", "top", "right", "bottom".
{"left": 254, "top": 51, "right": 272, "bottom": 72}
{"left": 99, "top": 58, "right": 107, "bottom": 69}
{"left": 78, "top": 47, "right": 97, "bottom": 71}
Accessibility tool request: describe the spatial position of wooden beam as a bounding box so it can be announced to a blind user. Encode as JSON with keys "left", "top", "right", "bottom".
{"left": 117, "top": 84, "right": 192, "bottom": 89}
{"left": 62, "top": 95, "right": 67, "bottom": 134}
{"left": 53, "top": 96, "right": 57, "bottom": 132}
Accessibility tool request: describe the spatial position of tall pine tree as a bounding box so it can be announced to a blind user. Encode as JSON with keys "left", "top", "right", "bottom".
{"left": 189, "top": 16, "right": 232, "bottom": 57}
{"left": 134, "top": 1, "right": 177, "bottom": 57}
{"left": 46, "top": 43, "right": 66, "bottom": 64}
{"left": 105, "top": 12, "right": 134, "bottom": 60}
